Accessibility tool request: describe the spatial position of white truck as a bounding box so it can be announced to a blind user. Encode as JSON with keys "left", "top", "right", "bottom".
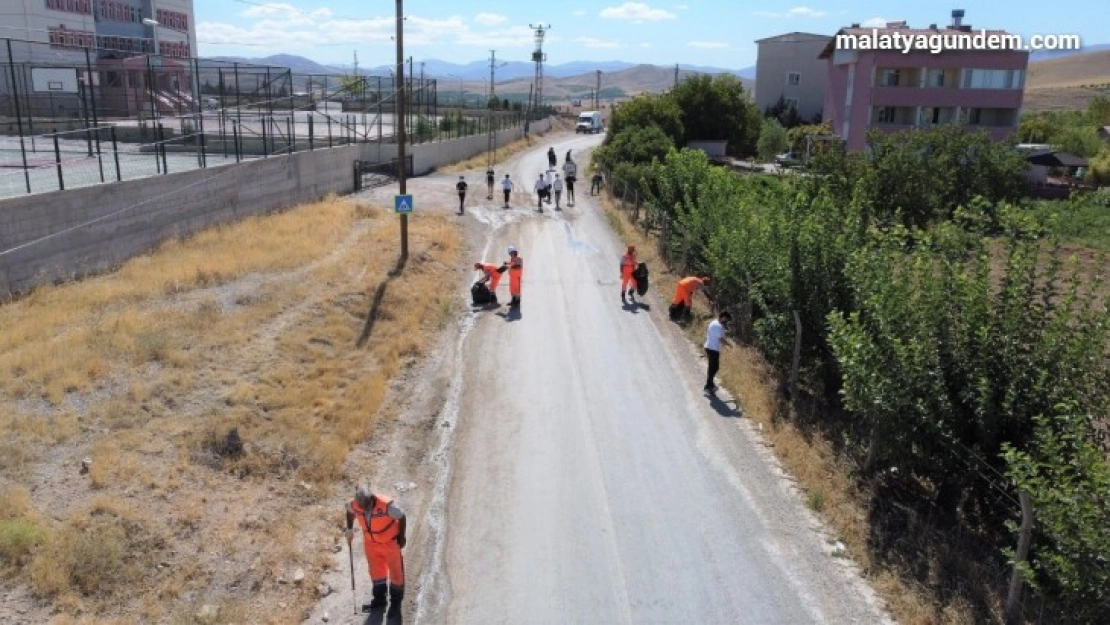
{"left": 576, "top": 110, "right": 603, "bottom": 134}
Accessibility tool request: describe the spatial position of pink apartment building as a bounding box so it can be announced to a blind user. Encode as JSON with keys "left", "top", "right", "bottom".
{"left": 818, "top": 11, "right": 1029, "bottom": 151}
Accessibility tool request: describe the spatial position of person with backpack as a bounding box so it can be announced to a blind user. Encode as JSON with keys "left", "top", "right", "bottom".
{"left": 485, "top": 167, "right": 495, "bottom": 200}
{"left": 547, "top": 146, "right": 557, "bottom": 169}
{"left": 455, "top": 175, "right": 468, "bottom": 215}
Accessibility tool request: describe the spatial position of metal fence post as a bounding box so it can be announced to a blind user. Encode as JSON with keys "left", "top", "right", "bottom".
{"left": 308, "top": 114, "right": 314, "bottom": 150}
{"left": 111, "top": 125, "right": 122, "bottom": 182}
{"left": 7, "top": 39, "right": 33, "bottom": 194}
{"left": 158, "top": 122, "right": 168, "bottom": 173}
{"left": 53, "top": 133, "right": 65, "bottom": 191}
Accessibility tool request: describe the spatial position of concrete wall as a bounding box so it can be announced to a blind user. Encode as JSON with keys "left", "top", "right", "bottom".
{"left": 0, "top": 117, "right": 551, "bottom": 295}
{"left": 755, "top": 33, "right": 830, "bottom": 122}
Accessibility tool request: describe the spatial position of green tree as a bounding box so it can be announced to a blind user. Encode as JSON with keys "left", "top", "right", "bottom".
{"left": 757, "top": 118, "right": 789, "bottom": 162}
{"left": 669, "top": 74, "right": 761, "bottom": 156}
{"left": 337, "top": 75, "right": 365, "bottom": 98}
{"left": 595, "top": 125, "right": 675, "bottom": 172}
{"left": 1017, "top": 115, "right": 1058, "bottom": 143}
{"left": 604, "top": 94, "right": 684, "bottom": 144}
{"left": 857, "top": 126, "right": 1028, "bottom": 228}
{"left": 1051, "top": 125, "right": 1102, "bottom": 157}
{"left": 1088, "top": 95, "right": 1110, "bottom": 126}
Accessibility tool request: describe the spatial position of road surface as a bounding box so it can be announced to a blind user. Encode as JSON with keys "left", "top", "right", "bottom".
{"left": 409, "top": 133, "right": 888, "bottom": 624}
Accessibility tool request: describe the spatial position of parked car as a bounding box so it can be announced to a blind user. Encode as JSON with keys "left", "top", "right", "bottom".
{"left": 775, "top": 151, "right": 801, "bottom": 167}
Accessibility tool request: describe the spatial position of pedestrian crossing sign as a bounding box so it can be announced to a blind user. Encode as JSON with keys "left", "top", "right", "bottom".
{"left": 394, "top": 194, "right": 413, "bottom": 214}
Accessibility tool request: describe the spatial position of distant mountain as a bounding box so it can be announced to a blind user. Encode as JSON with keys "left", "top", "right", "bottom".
{"left": 209, "top": 54, "right": 337, "bottom": 75}
{"left": 1030, "top": 43, "right": 1110, "bottom": 62}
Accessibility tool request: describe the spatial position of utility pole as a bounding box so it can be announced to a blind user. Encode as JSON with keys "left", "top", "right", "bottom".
{"left": 594, "top": 70, "right": 601, "bottom": 110}
{"left": 395, "top": 0, "right": 407, "bottom": 261}
{"left": 674, "top": 63, "right": 679, "bottom": 89}
{"left": 529, "top": 23, "right": 550, "bottom": 119}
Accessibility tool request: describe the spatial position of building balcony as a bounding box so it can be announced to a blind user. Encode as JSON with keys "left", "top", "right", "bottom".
{"left": 870, "top": 85, "right": 1024, "bottom": 108}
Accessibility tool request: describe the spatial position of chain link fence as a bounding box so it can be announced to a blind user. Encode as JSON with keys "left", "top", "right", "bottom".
{"left": 2, "top": 37, "right": 524, "bottom": 199}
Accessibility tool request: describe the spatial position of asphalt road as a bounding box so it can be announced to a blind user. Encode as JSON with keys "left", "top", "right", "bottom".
{"left": 415, "top": 134, "right": 889, "bottom": 624}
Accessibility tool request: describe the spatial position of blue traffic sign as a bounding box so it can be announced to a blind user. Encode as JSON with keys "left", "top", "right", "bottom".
{"left": 394, "top": 194, "right": 413, "bottom": 214}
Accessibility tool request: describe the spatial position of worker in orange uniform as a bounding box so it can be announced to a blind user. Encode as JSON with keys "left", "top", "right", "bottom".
{"left": 620, "top": 244, "right": 637, "bottom": 304}
{"left": 474, "top": 261, "right": 504, "bottom": 304}
{"left": 670, "top": 275, "right": 711, "bottom": 322}
{"left": 345, "top": 485, "right": 407, "bottom": 617}
{"left": 506, "top": 246, "right": 523, "bottom": 308}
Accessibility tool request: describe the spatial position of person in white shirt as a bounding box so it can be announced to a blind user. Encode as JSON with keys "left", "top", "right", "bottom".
{"left": 534, "top": 173, "right": 547, "bottom": 212}
{"left": 703, "top": 311, "right": 732, "bottom": 393}
{"left": 544, "top": 169, "right": 555, "bottom": 205}
{"left": 500, "top": 174, "right": 514, "bottom": 209}
{"left": 562, "top": 158, "right": 577, "bottom": 206}
{"left": 552, "top": 174, "right": 564, "bottom": 210}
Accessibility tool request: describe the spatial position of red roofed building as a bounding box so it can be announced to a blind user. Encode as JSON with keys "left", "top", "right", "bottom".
{"left": 819, "top": 10, "right": 1029, "bottom": 151}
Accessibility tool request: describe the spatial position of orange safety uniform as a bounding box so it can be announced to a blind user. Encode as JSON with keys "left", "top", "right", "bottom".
{"left": 620, "top": 250, "right": 637, "bottom": 293}
{"left": 477, "top": 262, "right": 503, "bottom": 291}
{"left": 349, "top": 493, "right": 405, "bottom": 587}
{"left": 673, "top": 276, "right": 706, "bottom": 308}
{"left": 508, "top": 254, "right": 523, "bottom": 297}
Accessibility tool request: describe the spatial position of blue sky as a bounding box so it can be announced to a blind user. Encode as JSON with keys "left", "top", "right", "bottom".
{"left": 195, "top": 1, "right": 1108, "bottom": 68}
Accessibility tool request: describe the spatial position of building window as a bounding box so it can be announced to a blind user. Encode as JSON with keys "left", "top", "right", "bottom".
{"left": 787, "top": 72, "right": 801, "bottom": 86}
{"left": 880, "top": 69, "right": 901, "bottom": 87}
{"left": 968, "top": 108, "right": 982, "bottom": 124}
{"left": 784, "top": 97, "right": 799, "bottom": 110}
{"left": 877, "top": 106, "right": 896, "bottom": 123}
{"left": 45, "top": 0, "right": 90, "bottom": 14}
{"left": 927, "top": 69, "right": 946, "bottom": 87}
{"left": 962, "top": 68, "right": 1024, "bottom": 89}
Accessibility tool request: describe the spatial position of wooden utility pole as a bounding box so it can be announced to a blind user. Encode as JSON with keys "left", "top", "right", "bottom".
{"left": 594, "top": 70, "right": 601, "bottom": 110}
{"left": 395, "top": 0, "right": 407, "bottom": 260}
{"left": 674, "top": 64, "right": 679, "bottom": 88}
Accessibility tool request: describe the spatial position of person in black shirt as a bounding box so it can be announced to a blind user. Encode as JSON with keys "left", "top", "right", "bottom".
{"left": 456, "top": 175, "right": 468, "bottom": 214}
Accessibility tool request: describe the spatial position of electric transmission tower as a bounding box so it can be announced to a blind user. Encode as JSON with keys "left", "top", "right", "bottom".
{"left": 529, "top": 23, "right": 550, "bottom": 119}
{"left": 486, "top": 50, "right": 497, "bottom": 168}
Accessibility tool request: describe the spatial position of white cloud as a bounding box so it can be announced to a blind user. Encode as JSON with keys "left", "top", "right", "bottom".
{"left": 640, "top": 42, "right": 651, "bottom": 48}
{"left": 600, "top": 2, "right": 677, "bottom": 21}
{"left": 860, "top": 17, "right": 889, "bottom": 28}
{"left": 754, "top": 6, "right": 828, "bottom": 19}
{"left": 676, "top": 4, "right": 690, "bottom": 9}
{"left": 573, "top": 9, "right": 587, "bottom": 16}
{"left": 687, "top": 40, "right": 730, "bottom": 49}
{"left": 576, "top": 36, "right": 621, "bottom": 49}
{"left": 199, "top": 9, "right": 536, "bottom": 57}
{"left": 474, "top": 12, "right": 507, "bottom": 26}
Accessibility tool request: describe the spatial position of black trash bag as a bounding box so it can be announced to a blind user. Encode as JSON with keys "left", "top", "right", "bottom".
{"left": 471, "top": 282, "right": 492, "bottom": 305}
{"left": 669, "top": 302, "right": 686, "bottom": 322}
{"left": 633, "top": 262, "right": 649, "bottom": 296}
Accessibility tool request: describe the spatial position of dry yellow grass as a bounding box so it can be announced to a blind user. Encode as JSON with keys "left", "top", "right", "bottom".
{"left": 0, "top": 188, "right": 464, "bottom": 619}
{"left": 600, "top": 195, "right": 972, "bottom": 624}
{"left": 1026, "top": 50, "right": 1110, "bottom": 90}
